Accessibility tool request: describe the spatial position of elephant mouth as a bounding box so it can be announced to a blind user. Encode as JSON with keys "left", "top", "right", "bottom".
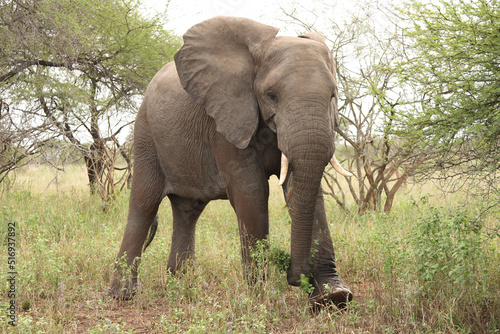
{"left": 278, "top": 152, "right": 353, "bottom": 186}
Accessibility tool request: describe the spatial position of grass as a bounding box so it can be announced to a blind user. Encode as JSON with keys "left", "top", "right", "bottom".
{"left": 0, "top": 165, "right": 499, "bottom": 333}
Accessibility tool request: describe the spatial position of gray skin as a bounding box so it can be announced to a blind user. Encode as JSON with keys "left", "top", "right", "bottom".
{"left": 109, "top": 16, "right": 352, "bottom": 310}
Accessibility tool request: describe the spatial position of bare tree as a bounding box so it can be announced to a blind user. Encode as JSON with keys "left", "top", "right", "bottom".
{"left": 0, "top": 98, "right": 54, "bottom": 186}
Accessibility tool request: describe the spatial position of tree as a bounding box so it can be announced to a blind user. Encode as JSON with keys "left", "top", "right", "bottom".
{"left": 0, "top": 98, "right": 51, "bottom": 186}
{"left": 0, "top": 0, "right": 181, "bottom": 203}
{"left": 394, "top": 0, "right": 500, "bottom": 210}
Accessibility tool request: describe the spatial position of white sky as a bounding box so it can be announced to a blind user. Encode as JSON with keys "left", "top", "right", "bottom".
{"left": 168, "top": 0, "right": 282, "bottom": 34}
{"left": 143, "top": 0, "right": 325, "bottom": 35}
{"left": 142, "top": 0, "right": 402, "bottom": 39}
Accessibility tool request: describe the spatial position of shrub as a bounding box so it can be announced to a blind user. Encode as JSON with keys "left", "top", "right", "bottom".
{"left": 410, "top": 208, "right": 498, "bottom": 332}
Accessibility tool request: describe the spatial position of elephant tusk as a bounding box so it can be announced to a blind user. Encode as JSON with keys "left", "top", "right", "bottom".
{"left": 330, "top": 155, "right": 354, "bottom": 177}
{"left": 278, "top": 153, "right": 289, "bottom": 186}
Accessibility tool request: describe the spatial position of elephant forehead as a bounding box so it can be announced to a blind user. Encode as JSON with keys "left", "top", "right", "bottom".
{"left": 255, "top": 51, "right": 335, "bottom": 93}
{"left": 262, "top": 36, "right": 332, "bottom": 65}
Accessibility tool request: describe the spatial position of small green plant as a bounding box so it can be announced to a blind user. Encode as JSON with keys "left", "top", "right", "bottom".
{"left": 22, "top": 300, "right": 30, "bottom": 311}
{"left": 250, "top": 239, "right": 291, "bottom": 274}
{"left": 115, "top": 252, "right": 135, "bottom": 297}
{"left": 298, "top": 273, "right": 314, "bottom": 294}
{"left": 235, "top": 304, "right": 268, "bottom": 332}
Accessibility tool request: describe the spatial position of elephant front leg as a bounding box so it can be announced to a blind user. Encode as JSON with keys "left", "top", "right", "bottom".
{"left": 308, "top": 190, "right": 352, "bottom": 311}
{"left": 227, "top": 177, "right": 270, "bottom": 282}
{"left": 213, "top": 142, "right": 270, "bottom": 281}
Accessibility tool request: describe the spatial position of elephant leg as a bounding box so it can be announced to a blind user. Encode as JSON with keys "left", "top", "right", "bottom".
{"left": 231, "top": 185, "right": 270, "bottom": 273}
{"left": 110, "top": 125, "right": 165, "bottom": 299}
{"left": 227, "top": 174, "right": 269, "bottom": 277}
{"left": 167, "top": 195, "right": 207, "bottom": 274}
{"left": 213, "top": 142, "right": 270, "bottom": 278}
{"left": 110, "top": 194, "right": 163, "bottom": 299}
{"left": 308, "top": 190, "right": 352, "bottom": 311}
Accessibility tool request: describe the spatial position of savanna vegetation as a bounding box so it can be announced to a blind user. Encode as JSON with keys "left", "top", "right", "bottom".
{"left": 1, "top": 0, "right": 499, "bottom": 332}
{"left": 0, "top": 166, "right": 498, "bottom": 333}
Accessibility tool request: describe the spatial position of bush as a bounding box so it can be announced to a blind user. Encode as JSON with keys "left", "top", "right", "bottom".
{"left": 410, "top": 208, "right": 498, "bottom": 332}
{"left": 412, "top": 209, "right": 486, "bottom": 291}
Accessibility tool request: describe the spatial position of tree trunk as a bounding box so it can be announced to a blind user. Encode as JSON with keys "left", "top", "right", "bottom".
{"left": 86, "top": 77, "right": 104, "bottom": 194}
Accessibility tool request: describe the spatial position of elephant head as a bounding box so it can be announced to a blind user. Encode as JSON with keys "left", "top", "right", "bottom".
{"left": 174, "top": 17, "right": 351, "bottom": 287}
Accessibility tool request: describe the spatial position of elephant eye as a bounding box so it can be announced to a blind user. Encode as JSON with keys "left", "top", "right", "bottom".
{"left": 267, "top": 91, "right": 278, "bottom": 103}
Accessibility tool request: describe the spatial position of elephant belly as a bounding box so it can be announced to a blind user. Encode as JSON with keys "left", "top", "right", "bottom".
{"left": 160, "top": 149, "right": 228, "bottom": 201}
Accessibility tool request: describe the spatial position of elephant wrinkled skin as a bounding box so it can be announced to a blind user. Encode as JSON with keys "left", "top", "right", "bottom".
{"left": 110, "top": 16, "right": 353, "bottom": 310}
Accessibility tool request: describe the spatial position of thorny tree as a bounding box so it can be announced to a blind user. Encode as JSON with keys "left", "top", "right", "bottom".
{"left": 0, "top": 0, "right": 181, "bottom": 205}
{"left": 0, "top": 98, "right": 52, "bottom": 186}
{"left": 394, "top": 0, "right": 500, "bottom": 215}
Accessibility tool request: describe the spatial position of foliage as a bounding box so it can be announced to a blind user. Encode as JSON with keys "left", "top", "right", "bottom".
{"left": 250, "top": 239, "right": 291, "bottom": 274}
{"left": 0, "top": 0, "right": 181, "bottom": 205}
{"left": 412, "top": 209, "right": 487, "bottom": 291}
{"left": 394, "top": 0, "right": 500, "bottom": 209}
{"left": 409, "top": 207, "right": 498, "bottom": 332}
{"left": 298, "top": 273, "right": 315, "bottom": 294}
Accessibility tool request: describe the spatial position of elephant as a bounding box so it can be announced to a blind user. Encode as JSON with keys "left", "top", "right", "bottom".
{"left": 110, "top": 16, "right": 353, "bottom": 310}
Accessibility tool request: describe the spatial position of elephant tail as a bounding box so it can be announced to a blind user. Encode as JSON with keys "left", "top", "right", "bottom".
{"left": 143, "top": 215, "right": 158, "bottom": 251}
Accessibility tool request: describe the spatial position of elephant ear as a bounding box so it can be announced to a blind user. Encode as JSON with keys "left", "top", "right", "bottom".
{"left": 174, "top": 16, "right": 279, "bottom": 149}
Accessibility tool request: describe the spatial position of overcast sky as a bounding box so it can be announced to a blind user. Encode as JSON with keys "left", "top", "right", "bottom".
{"left": 141, "top": 0, "right": 402, "bottom": 39}
{"left": 143, "top": 0, "right": 319, "bottom": 35}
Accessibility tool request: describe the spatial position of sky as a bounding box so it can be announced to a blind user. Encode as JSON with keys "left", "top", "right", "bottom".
{"left": 142, "top": 0, "right": 401, "bottom": 38}
{"left": 143, "top": 0, "right": 316, "bottom": 35}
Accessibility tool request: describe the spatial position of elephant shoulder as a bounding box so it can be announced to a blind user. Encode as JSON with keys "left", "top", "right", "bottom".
{"left": 146, "top": 62, "right": 184, "bottom": 97}
{"left": 143, "top": 62, "right": 197, "bottom": 120}
{"left": 142, "top": 61, "right": 214, "bottom": 142}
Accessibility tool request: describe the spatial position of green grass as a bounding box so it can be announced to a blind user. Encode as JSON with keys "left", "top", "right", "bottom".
{"left": 0, "top": 165, "right": 499, "bottom": 333}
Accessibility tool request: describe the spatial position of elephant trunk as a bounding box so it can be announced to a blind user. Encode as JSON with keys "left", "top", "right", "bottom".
{"left": 276, "top": 103, "right": 334, "bottom": 286}
{"left": 286, "top": 160, "right": 327, "bottom": 285}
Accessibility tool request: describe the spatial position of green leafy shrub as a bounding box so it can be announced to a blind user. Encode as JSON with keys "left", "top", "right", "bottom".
{"left": 412, "top": 208, "right": 487, "bottom": 294}
{"left": 410, "top": 208, "right": 498, "bottom": 331}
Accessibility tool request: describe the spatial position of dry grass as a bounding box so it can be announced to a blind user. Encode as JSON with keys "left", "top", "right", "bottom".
{"left": 0, "top": 165, "right": 498, "bottom": 333}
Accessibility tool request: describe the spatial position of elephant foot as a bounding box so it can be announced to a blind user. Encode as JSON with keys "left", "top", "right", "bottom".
{"left": 309, "top": 278, "right": 353, "bottom": 313}
{"left": 109, "top": 275, "right": 137, "bottom": 300}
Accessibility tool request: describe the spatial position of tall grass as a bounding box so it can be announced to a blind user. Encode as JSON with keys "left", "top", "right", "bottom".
{"left": 0, "top": 165, "right": 498, "bottom": 333}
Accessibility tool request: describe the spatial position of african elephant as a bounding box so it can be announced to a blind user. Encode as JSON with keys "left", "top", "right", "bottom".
{"left": 110, "top": 16, "right": 353, "bottom": 310}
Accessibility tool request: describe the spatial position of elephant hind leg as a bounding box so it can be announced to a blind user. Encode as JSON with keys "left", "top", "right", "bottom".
{"left": 167, "top": 195, "right": 208, "bottom": 275}
{"left": 110, "top": 195, "right": 164, "bottom": 299}
{"left": 110, "top": 128, "right": 166, "bottom": 299}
